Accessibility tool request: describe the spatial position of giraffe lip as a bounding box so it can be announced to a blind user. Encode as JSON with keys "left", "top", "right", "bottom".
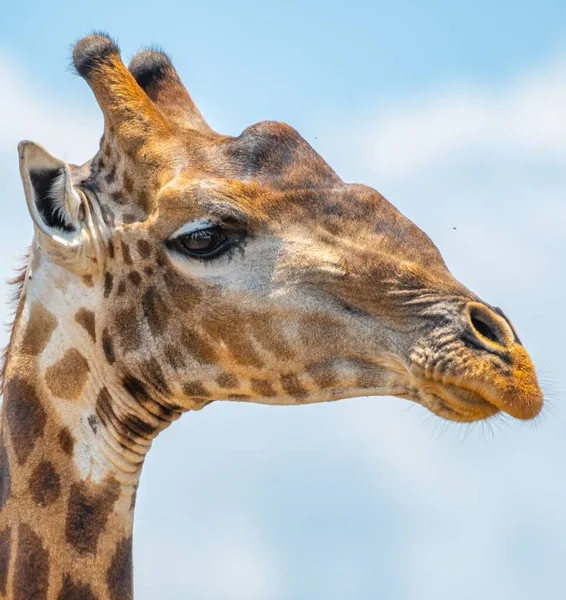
{"left": 419, "top": 382, "right": 500, "bottom": 422}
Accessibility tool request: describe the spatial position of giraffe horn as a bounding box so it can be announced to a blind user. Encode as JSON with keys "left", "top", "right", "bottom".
{"left": 128, "top": 49, "right": 215, "bottom": 135}
{"left": 73, "top": 34, "right": 169, "bottom": 148}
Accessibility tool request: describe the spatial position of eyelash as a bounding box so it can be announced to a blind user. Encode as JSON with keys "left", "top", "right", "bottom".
{"left": 167, "top": 226, "right": 244, "bottom": 261}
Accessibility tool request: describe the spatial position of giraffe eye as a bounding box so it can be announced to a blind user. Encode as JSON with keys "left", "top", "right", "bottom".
{"left": 174, "top": 227, "right": 228, "bottom": 258}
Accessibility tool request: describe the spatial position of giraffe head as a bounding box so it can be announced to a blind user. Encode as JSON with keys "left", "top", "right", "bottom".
{"left": 17, "top": 34, "right": 542, "bottom": 436}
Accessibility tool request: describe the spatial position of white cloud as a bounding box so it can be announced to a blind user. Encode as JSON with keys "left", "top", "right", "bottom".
{"left": 346, "top": 56, "right": 566, "bottom": 179}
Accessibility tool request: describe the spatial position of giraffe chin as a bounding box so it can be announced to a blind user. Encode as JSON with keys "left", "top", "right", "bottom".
{"left": 417, "top": 384, "right": 501, "bottom": 423}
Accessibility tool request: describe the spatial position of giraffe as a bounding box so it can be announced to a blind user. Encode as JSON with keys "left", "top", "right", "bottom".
{"left": 0, "top": 33, "right": 542, "bottom": 599}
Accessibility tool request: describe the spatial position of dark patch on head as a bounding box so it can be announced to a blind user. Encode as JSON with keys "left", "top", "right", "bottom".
{"left": 0, "top": 435, "right": 11, "bottom": 512}
{"left": 280, "top": 373, "right": 307, "bottom": 397}
{"left": 142, "top": 287, "right": 169, "bottom": 336}
{"left": 29, "top": 461, "right": 61, "bottom": 507}
{"left": 102, "top": 328, "right": 115, "bottom": 364}
{"left": 121, "top": 241, "right": 133, "bottom": 265}
{"left": 0, "top": 527, "right": 10, "bottom": 595}
{"left": 136, "top": 239, "right": 151, "bottom": 259}
{"left": 216, "top": 373, "right": 238, "bottom": 389}
{"left": 104, "top": 166, "right": 116, "bottom": 185}
{"left": 82, "top": 275, "right": 94, "bottom": 287}
{"left": 104, "top": 272, "right": 114, "bottom": 298}
{"left": 59, "top": 427, "right": 75, "bottom": 456}
{"left": 106, "top": 536, "right": 133, "bottom": 600}
{"left": 144, "top": 266, "right": 153, "bottom": 276}
{"left": 183, "top": 381, "right": 210, "bottom": 398}
{"left": 107, "top": 241, "right": 115, "bottom": 259}
{"left": 13, "top": 523, "right": 49, "bottom": 600}
{"left": 4, "top": 377, "right": 47, "bottom": 465}
{"left": 65, "top": 478, "right": 120, "bottom": 555}
{"left": 75, "top": 308, "right": 96, "bottom": 342}
{"left": 128, "top": 271, "right": 142, "bottom": 286}
{"left": 73, "top": 33, "right": 120, "bottom": 78}
{"left": 56, "top": 575, "right": 97, "bottom": 600}
{"left": 250, "top": 378, "right": 277, "bottom": 397}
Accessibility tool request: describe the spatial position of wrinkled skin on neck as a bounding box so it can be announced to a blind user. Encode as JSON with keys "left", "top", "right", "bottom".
{"left": 0, "top": 34, "right": 542, "bottom": 600}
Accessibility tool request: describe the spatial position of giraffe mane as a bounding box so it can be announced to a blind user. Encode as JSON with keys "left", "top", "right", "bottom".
{"left": 0, "top": 250, "right": 29, "bottom": 395}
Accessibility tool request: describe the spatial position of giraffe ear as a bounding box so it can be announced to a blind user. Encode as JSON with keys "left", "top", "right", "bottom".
{"left": 18, "top": 141, "right": 89, "bottom": 269}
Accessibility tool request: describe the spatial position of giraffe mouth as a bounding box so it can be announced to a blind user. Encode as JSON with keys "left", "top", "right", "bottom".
{"left": 416, "top": 382, "right": 500, "bottom": 423}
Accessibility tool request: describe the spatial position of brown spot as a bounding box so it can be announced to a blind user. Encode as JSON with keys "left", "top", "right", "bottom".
{"left": 104, "top": 166, "right": 116, "bottom": 185}
{"left": 281, "top": 373, "right": 307, "bottom": 397}
{"left": 4, "top": 377, "right": 47, "bottom": 465}
{"left": 142, "top": 358, "right": 171, "bottom": 397}
{"left": 102, "top": 329, "right": 115, "bottom": 364}
{"left": 307, "top": 364, "right": 337, "bottom": 389}
{"left": 121, "top": 241, "right": 133, "bottom": 265}
{"left": 122, "top": 213, "right": 137, "bottom": 224}
{"left": 104, "top": 272, "right": 114, "bottom": 297}
{"left": 58, "top": 427, "right": 74, "bottom": 456}
{"left": 114, "top": 309, "right": 141, "bottom": 353}
{"left": 0, "top": 527, "right": 10, "bottom": 595}
{"left": 180, "top": 327, "right": 218, "bottom": 364}
{"left": 57, "top": 575, "right": 96, "bottom": 600}
{"left": 75, "top": 308, "right": 96, "bottom": 342}
{"left": 250, "top": 378, "right": 277, "bottom": 397}
{"left": 107, "top": 241, "right": 115, "bottom": 259}
{"left": 144, "top": 266, "right": 153, "bottom": 276}
{"left": 117, "top": 279, "right": 127, "bottom": 296}
{"left": 14, "top": 524, "right": 49, "bottom": 600}
{"left": 0, "top": 435, "right": 10, "bottom": 512}
{"left": 29, "top": 461, "right": 61, "bottom": 507}
{"left": 110, "top": 191, "right": 126, "bottom": 205}
{"left": 21, "top": 302, "right": 57, "bottom": 356}
{"left": 183, "top": 381, "right": 210, "bottom": 398}
{"left": 123, "top": 173, "right": 134, "bottom": 194}
{"left": 254, "top": 315, "right": 292, "bottom": 359}
{"left": 137, "top": 239, "right": 151, "bottom": 259}
{"left": 65, "top": 478, "right": 120, "bottom": 555}
{"left": 202, "top": 312, "right": 263, "bottom": 368}
{"left": 162, "top": 269, "right": 202, "bottom": 306}
{"left": 128, "top": 271, "right": 142, "bottom": 286}
{"left": 106, "top": 537, "right": 133, "bottom": 600}
{"left": 142, "top": 288, "right": 169, "bottom": 336}
{"left": 228, "top": 393, "right": 250, "bottom": 401}
{"left": 45, "top": 348, "right": 90, "bottom": 400}
{"left": 82, "top": 275, "right": 94, "bottom": 287}
{"left": 164, "top": 344, "right": 185, "bottom": 369}
{"left": 217, "top": 373, "right": 238, "bottom": 389}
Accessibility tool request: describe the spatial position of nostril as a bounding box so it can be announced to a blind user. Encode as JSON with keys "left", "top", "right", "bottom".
{"left": 470, "top": 314, "right": 499, "bottom": 343}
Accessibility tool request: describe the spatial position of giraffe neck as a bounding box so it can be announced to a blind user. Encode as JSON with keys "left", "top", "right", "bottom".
{"left": 0, "top": 251, "right": 147, "bottom": 599}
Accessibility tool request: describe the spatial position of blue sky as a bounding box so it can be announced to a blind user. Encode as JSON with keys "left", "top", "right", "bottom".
{"left": 1, "top": 2, "right": 566, "bottom": 599}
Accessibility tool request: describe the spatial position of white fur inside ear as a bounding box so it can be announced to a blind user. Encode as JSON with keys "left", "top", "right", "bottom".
{"left": 47, "top": 170, "right": 81, "bottom": 228}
